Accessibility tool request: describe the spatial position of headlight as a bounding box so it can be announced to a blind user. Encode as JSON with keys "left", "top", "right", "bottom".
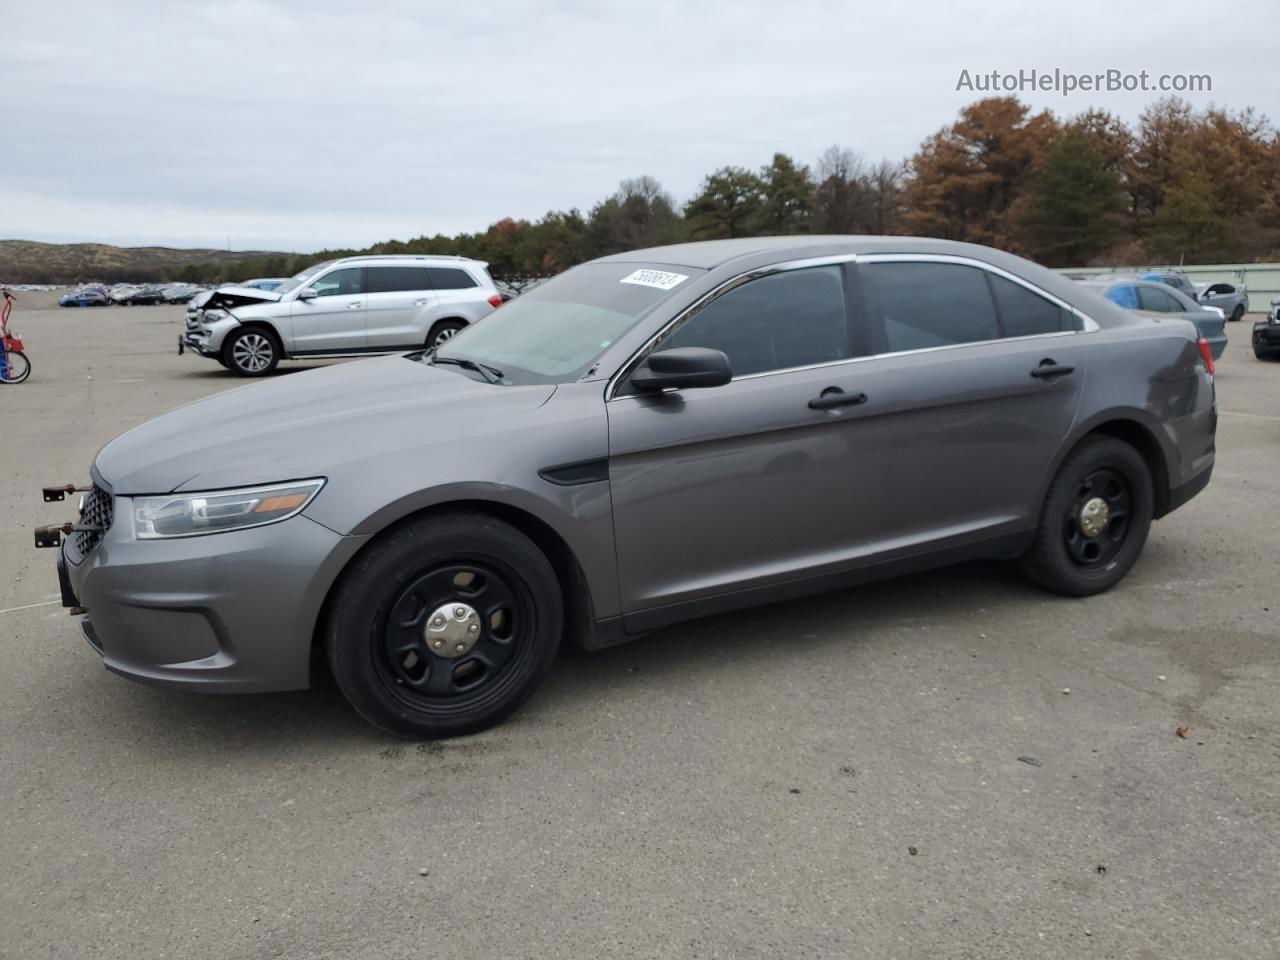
{"left": 133, "top": 479, "right": 324, "bottom": 539}
{"left": 201, "top": 308, "right": 228, "bottom": 323}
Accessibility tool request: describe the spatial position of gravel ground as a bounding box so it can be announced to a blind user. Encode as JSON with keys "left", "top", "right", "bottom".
{"left": 1, "top": 293, "right": 1277, "bottom": 959}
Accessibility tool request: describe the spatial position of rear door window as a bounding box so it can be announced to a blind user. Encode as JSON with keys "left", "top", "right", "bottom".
{"left": 1138, "top": 286, "right": 1180, "bottom": 312}
{"left": 861, "top": 261, "right": 999, "bottom": 352}
{"left": 366, "top": 266, "right": 432, "bottom": 293}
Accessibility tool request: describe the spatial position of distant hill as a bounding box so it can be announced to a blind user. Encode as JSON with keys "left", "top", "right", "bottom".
{"left": 0, "top": 239, "right": 292, "bottom": 284}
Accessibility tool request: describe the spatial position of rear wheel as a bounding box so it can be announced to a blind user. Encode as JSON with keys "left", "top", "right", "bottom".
{"left": 1019, "top": 437, "right": 1153, "bottom": 596}
{"left": 326, "top": 511, "right": 563, "bottom": 738}
{"left": 1230, "top": 305, "right": 1245, "bottom": 322}
{"left": 222, "top": 327, "right": 280, "bottom": 377}
{"left": 0, "top": 351, "right": 30, "bottom": 384}
{"left": 427, "top": 319, "right": 467, "bottom": 350}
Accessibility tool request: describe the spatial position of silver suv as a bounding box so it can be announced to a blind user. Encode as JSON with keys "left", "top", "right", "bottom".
{"left": 179, "top": 255, "right": 501, "bottom": 376}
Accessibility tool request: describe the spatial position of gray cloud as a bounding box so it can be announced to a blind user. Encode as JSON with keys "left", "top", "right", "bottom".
{"left": 4, "top": 0, "right": 1276, "bottom": 250}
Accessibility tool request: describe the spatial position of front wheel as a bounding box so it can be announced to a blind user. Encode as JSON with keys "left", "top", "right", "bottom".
{"left": 222, "top": 327, "right": 280, "bottom": 377}
{"left": 0, "top": 351, "right": 30, "bottom": 384}
{"left": 1018, "top": 437, "right": 1154, "bottom": 596}
{"left": 326, "top": 511, "right": 564, "bottom": 738}
{"left": 427, "top": 319, "right": 467, "bottom": 350}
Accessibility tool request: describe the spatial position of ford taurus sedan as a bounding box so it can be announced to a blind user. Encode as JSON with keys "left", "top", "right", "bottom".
{"left": 41, "top": 237, "right": 1217, "bottom": 738}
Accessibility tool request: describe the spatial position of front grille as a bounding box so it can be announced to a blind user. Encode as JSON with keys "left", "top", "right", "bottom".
{"left": 75, "top": 484, "right": 114, "bottom": 555}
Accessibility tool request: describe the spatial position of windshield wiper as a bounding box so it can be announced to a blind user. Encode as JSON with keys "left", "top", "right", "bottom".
{"left": 429, "top": 355, "right": 505, "bottom": 384}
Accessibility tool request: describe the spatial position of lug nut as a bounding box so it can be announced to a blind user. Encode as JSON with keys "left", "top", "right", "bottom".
{"left": 454, "top": 607, "right": 465, "bottom": 618}
{"left": 432, "top": 616, "right": 444, "bottom": 626}
{"left": 455, "top": 643, "right": 465, "bottom": 652}
{"left": 469, "top": 624, "right": 478, "bottom": 634}
{"left": 433, "top": 640, "right": 443, "bottom": 649}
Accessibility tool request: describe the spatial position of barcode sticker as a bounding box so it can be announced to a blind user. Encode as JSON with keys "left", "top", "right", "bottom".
{"left": 620, "top": 269, "right": 688, "bottom": 291}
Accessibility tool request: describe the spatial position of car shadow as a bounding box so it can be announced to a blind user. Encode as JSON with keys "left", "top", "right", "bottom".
{"left": 81, "top": 559, "right": 1039, "bottom": 756}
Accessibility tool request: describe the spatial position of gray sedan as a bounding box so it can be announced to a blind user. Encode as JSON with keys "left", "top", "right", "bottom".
{"left": 1080, "top": 277, "right": 1228, "bottom": 360}
{"left": 42, "top": 237, "right": 1217, "bottom": 738}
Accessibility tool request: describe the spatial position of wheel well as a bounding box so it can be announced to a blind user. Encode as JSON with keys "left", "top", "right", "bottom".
{"left": 1083, "top": 420, "right": 1171, "bottom": 517}
{"left": 313, "top": 500, "right": 595, "bottom": 650}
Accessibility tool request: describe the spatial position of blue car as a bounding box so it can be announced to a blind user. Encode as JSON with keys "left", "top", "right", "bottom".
{"left": 59, "top": 289, "right": 110, "bottom": 308}
{"left": 1079, "top": 277, "right": 1228, "bottom": 361}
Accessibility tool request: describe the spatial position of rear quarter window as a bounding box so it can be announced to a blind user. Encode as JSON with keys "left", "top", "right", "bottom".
{"left": 427, "top": 267, "right": 479, "bottom": 290}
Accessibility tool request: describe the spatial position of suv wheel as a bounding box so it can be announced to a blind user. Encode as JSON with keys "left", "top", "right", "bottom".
{"left": 1230, "top": 305, "right": 1245, "bottom": 322}
{"left": 326, "top": 511, "right": 563, "bottom": 738}
{"left": 427, "top": 319, "right": 467, "bottom": 350}
{"left": 1018, "top": 437, "right": 1153, "bottom": 596}
{"left": 222, "top": 327, "right": 280, "bottom": 377}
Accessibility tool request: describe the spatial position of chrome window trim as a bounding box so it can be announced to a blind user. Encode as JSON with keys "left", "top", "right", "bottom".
{"left": 606, "top": 252, "right": 1098, "bottom": 401}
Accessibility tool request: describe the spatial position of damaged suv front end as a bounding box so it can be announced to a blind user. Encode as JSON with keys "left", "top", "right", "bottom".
{"left": 179, "top": 285, "right": 281, "bottom": 364}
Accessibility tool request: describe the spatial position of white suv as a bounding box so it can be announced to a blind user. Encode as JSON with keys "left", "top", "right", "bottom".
{"left": 179, "top": 255, "right": 502, "bottom": 376}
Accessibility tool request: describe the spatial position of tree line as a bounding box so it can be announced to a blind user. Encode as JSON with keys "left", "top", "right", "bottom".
{"left": 181, "top": 95, "right": 1280, "bottom": 285}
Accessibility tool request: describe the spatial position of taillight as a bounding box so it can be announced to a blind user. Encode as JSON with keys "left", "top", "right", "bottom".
{"left": 487, "top": 294, "right": 503, "bottom": 309}
{"left": 1197, "top": 337, "right": 1215, "bottom": 377}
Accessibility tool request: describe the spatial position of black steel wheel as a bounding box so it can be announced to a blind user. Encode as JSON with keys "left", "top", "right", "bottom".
{"left": 326, "top": 511, "right": 563, "bottom": 738}
{"left": 1019, "top": 437, "right": 1153, "bottom": 596}
{"left": 1062, "top": 468, "right": 1131, "bottom": 568}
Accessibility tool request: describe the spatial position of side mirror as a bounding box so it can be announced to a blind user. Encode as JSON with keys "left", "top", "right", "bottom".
{"left": 297, "top": 287, "right": 318, "bottom": 301}
{"left": 631, "top": 347, "right": 731, "bottom": 392}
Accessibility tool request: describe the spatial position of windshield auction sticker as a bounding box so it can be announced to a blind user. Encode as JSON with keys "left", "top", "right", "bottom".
{"left": 620, "top": 269, "right": 688, "bottom": 290}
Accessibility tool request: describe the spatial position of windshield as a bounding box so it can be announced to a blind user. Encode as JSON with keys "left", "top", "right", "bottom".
{"left": 433, "top": 261, "right": 702, "bottom": 384}
{"left": 272, "top": 261, "right": 333, "bottom": 296}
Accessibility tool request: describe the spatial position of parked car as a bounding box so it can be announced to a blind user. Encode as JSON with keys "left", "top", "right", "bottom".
{"left": 109, "top": 284, "right": 140, "bottom": 304}
{"left": 1138, "top": 271, "right": 1199, "bottom": 300}
{"left": 1080, "top": 277, "right": 1228, "bottom": 359}
{"left": 161, "top": 284, "right": 203, "bottom": 303}
{"left": 1193, "top": 281, "right": 1249, "bottom": 322}
{"left": 238, "top": 277, "right": 287, "bottom": 291}
{"left": 58, "top": 289, "right": 109, "bottom": 307}
{"left": 1253, "top": 300, "right": 1280, "bottom": 360}
{"left": 179, "top": 255, "right": 502, "bottom": 376}
{"left": 45, "top": 237, "right": 1217, "bottom": 738}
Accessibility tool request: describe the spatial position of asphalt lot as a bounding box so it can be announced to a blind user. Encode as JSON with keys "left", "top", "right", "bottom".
{"left": 2, "top": 293, "right": 1278, "bottom": 959}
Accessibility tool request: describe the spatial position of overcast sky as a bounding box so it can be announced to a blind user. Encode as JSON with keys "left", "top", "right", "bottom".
{"left": 4, "top": 0, "right": 1276, "bottom": 252}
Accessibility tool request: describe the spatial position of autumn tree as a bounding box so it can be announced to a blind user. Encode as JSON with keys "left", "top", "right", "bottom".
{"left": 589, "top": 176, "right": 684, "bottom": 255}
{"left": 902, "top": 97, "right": 1057, "bottom": 252}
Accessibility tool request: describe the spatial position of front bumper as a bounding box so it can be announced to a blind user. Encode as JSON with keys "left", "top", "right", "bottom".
{"left": 60, "top": 499, "right": 369, "bottom": 693}
{"left": 1253, "top": 322, "right": 1280, "bottom": 351}
{"left": 178, "top": 331, "right": 218, "bottom": 358}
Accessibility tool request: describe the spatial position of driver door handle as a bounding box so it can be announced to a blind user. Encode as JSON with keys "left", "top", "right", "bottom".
{"left": 808, "top": 388, "right": 868, "bottom": 411}
{"left": 1030, "top": 359, "right": 1075, "bottom": 379}
{"left": 347, "top": 301, "right": 363, "bottom": 309}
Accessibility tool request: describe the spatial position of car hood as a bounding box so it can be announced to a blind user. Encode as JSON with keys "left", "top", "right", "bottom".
{"left": 94, "top": 356, "right": 557, "bottom": 493}
{"left": 204, "top": 285, "right": 283, "bottom": 310}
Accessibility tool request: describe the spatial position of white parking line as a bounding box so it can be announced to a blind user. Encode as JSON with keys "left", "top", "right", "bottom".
{"left": 0, "top": 600, "right": 61, "bottom": 615}
{"left": 1218, "top": 410, "right": 1280, "bottom": 422}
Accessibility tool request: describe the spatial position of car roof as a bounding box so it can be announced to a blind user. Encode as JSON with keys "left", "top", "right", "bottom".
{"left": 333, "top": 254, "right": 487, "bottom": 267}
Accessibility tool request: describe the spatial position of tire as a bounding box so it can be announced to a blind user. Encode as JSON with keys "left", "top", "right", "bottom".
{"left": 221, "top": 326, "right": 280, "bottom": 377}
{"left": 325, "top": 511, "right": 564, "bottom": 738}
{"left": 0, "top": 351, "right": 30, "bottom": 384}
{"left": 1018, "top": 437, "right": 1154, "bottom": 597}
{"left": 1255, "top": 345, "right": 1279, "bottom": 361}
{"left": 1230, "top": 305, "right": 1244, "bottom": 323}
{"left": 427, "top": 319, "right": 467, "bottom": 350}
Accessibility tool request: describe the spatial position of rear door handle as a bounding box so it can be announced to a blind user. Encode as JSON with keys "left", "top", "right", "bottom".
{"left": 347, "top": 301, "right": 363, "bottom": 309}
{"left": 808, "top": 388, "right": 868, "bottom": 411}
{"left": 1030, "top": 360, "right": 1075, "bottom": 379}
{"left": 413, "top": 298, "right": 430, "bottom": 306}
